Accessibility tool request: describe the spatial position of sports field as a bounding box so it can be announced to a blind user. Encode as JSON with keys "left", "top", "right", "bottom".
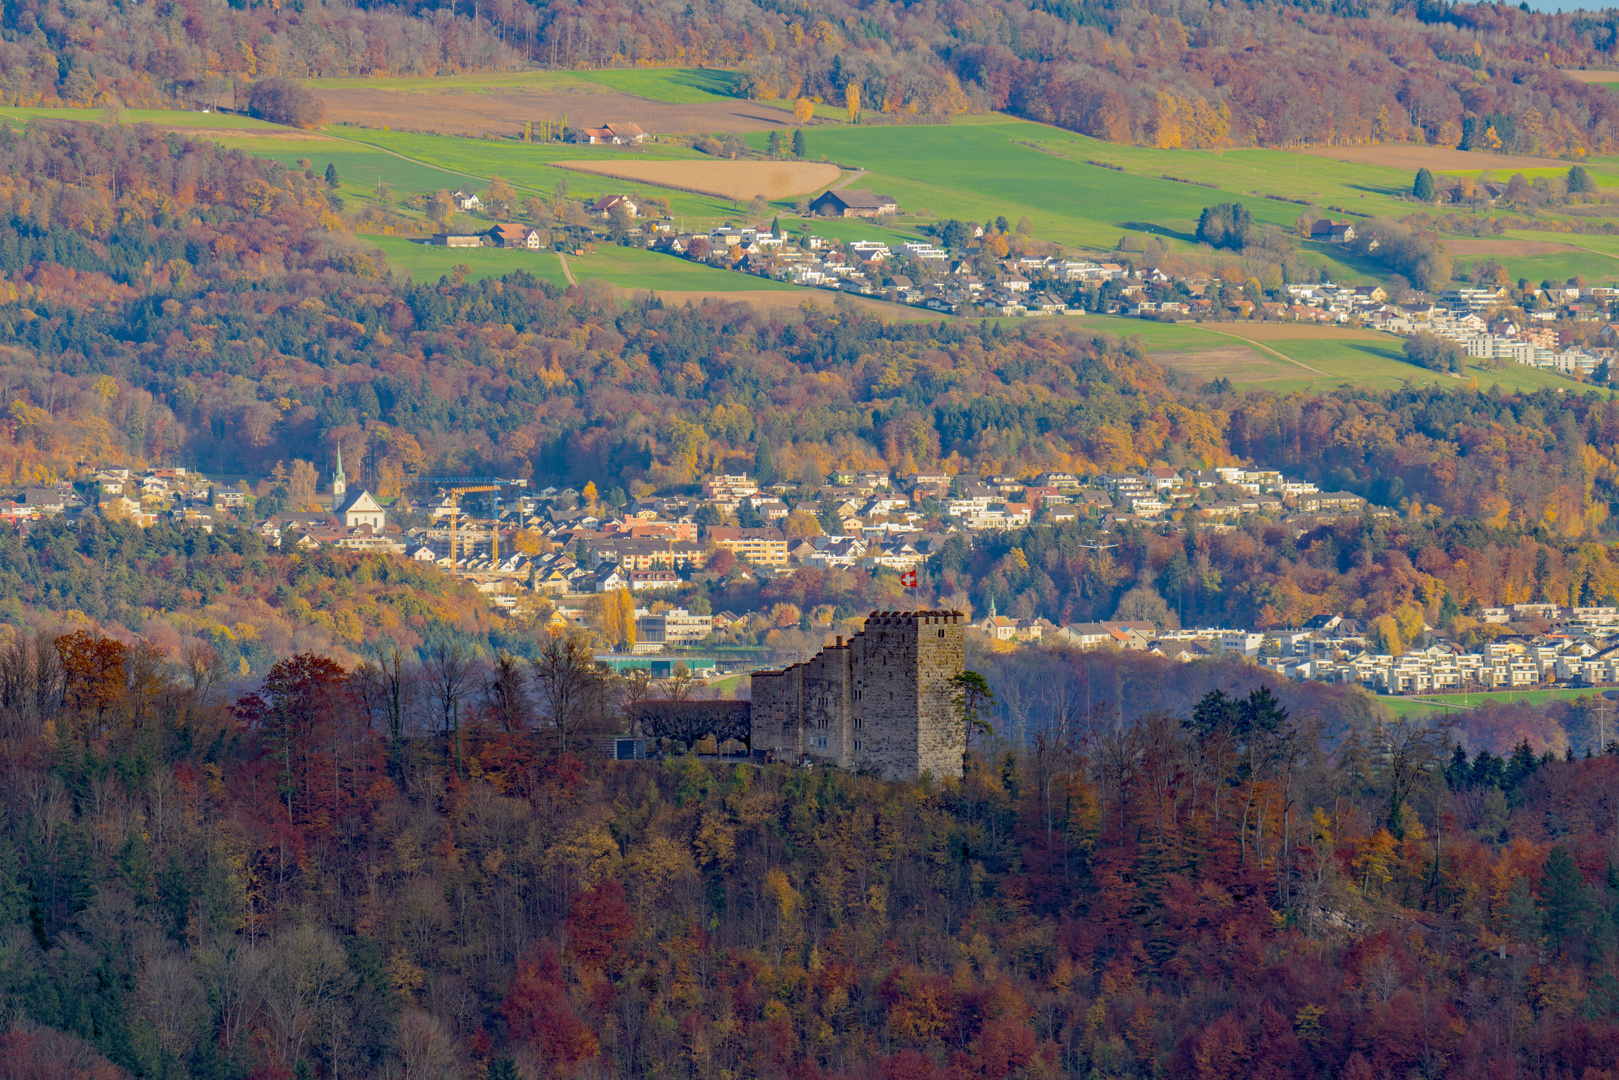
{"left": 1379, "top": 686, "right": 1601, "bottom": 720}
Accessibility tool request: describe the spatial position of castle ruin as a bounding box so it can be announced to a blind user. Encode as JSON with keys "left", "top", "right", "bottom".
{"left": 750, "top": 610, "right": 966, "bottom": 781}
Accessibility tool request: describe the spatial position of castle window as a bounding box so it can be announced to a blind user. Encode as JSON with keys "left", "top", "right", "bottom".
{"left": 854, "top": 740, "right": 862, "bottom": 751}
{"left": 938, "top": 629, "right": 945, "bottom": 638}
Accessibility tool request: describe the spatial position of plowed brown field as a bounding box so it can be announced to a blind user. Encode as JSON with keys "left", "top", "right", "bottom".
{"left": 1442, "top": 237, "right": 1585, "bottom": 256}
{"left": 555, "top": 159, "right": 840, "bottom": 200}
{"left": 313, "top": 86, "right": 793, "bottom": 137}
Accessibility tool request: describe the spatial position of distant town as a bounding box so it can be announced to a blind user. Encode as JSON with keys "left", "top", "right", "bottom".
{"left": 23, "top": 457, "right": 1619, "bottom": 700}
{"left": 433, "top": 192, "right": 1617, "bottom": 381}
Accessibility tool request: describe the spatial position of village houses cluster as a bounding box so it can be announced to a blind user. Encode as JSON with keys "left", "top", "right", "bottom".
{"left": 17, "top": 462, "right": 1619, "bottom": 701}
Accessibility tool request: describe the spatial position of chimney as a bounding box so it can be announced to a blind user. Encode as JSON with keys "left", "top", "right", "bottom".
{"left": 836, "top": 636, "right": 843, "bottom": 647}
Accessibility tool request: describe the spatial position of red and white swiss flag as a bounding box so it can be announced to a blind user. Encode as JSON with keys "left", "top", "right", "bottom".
{"left": 899, "top": 569, "right": 919, "bottom": 588}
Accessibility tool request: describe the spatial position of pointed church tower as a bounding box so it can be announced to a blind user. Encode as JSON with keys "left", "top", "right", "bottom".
{"left": 331, "top": 446, "right": 347, "bottom": 510}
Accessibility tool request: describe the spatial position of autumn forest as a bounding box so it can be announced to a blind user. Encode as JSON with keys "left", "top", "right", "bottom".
{"left": 1, "top": 2, "right": 1619, "bottom": 1076}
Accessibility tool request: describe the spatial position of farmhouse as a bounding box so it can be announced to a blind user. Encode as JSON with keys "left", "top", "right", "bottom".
{"left": 808, "top": 189, "right": 899, "bottom": 218}
{"left": 487, "top": 224, "right": 543, "bottom": 249}
{"left": 580, "top": 123, "right": 646, "bottom": 145}
{"left": 589, "top": 194, "right": 639, "bottom": 218}
{"left": 451, "top": 190, "right": 482, "bottom": 211}
{"left": 1310, "top": 219, "right": 1356, "bottom": 244}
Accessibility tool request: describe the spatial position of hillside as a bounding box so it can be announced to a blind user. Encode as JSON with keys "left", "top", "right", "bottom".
{"left": 13, "top": 0, "right": 1619, "bottom": 154}
{"left": 0, "top": 639, "right": 1613, "bottom": 1080}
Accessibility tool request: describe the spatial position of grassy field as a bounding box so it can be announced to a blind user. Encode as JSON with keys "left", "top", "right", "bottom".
{"left": 574, "top": 68, "right": 741, "bottom": 103}
{"left": 568, "top": 245, "right": 797, "bottom": 291}
{"left": 0, "top": 105, "right": 290, "bottom": 131}
{"left": 20, "top": 91, "right": 1614, "bottom": 358}
{"left": 368, "top": 235, "right": 571, "bottom": 284}
{"left": 1380, "top": 686, "right": 1604, "bottom": 720}
{"left": 368, "top": 234, "right": 799, "bottom": 292}
{"left": 1068, "top": 314, "right": 1585, "bottom": 394}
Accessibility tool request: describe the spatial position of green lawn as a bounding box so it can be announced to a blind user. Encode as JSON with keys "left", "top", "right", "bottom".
{"left": 304, "top": 67, "right": 744, "bottom": 103}
{"left": 1380, "top": 686, "right": 1603, "bottom": 720}
{"left": 569, "top": 245, "right": 797, "bottom": 291}
{"left": 367, "top": 235, "right": 798, "bottom": 292}
{"left": 0, "top": 105, "right": 287, "bottom": 130}
{"left": 1259, "top": 338, "right": 1579, "bottom": 394}
{"left": 753, "top": 120, "right": 1424, "bottom": 259}
{"left": 1064, "top": 314, "right": 1585, "bottom": 394}
{"left": 574, "top": 68, "right": 741, "bottom": 103}
{"left": 367, "top": 235, "right": 572, "bottom": 284}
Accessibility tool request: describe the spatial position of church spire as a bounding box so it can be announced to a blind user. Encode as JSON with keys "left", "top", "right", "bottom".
{"left": 332, "top": 446, "right": 347, "bottom": 508}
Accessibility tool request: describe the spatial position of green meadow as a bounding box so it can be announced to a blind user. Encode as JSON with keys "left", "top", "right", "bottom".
{"left": 1380, "top": 686, "right": 1604, "bottom": 720}
{"left": 0, "top": 105, "right": 287, "bottom": 130}
{"left": 9, "top": 86, "right": 1618, "bottom": 380}
{"left": 368, "top": 234, "right": 797, "bottom": 292}
{"left": 1067, "top": 314, "right": 1582, "bottom": 394}
{"left": 574, "top": 68, "right": 741, "bottom": 103}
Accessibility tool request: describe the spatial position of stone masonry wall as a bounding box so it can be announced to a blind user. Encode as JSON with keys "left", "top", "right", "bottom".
{"left": 749, "top": 611, "right": 964, "bottom": 781}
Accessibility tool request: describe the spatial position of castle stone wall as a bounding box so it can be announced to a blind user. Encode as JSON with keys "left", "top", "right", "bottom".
{"left": 748, "top": 610, "right": 964, "bottom": 781}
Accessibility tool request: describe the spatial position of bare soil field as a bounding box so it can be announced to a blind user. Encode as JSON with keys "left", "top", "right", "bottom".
{"left": 313, "top": 87, "right": 793, "bottom": 137}
{"left": 1441, "top": 237, "right": 1584, "bottom": 256}
{"left": 1302, "top": 144, "right": 1573, "bottom": 172}
{"left": 1561, "top": 70, "right": 1619, "bottom": 83}
{"left": 1151, "top": 345, "right": 1294, "bottom": 382}
{"left": 1202, "top": 323, "right": 1395, "bottom": 341}
{"left": 556, "top": 159, "right": 841, "bottom": 200}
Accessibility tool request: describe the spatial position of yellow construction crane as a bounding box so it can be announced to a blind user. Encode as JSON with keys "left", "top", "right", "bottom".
{"left": 419, "top": 477, "right": 527, "bottom": 568}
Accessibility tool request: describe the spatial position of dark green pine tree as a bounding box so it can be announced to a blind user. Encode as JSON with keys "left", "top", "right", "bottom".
{"left": 1537, "top": 844, "right": 1595, "bottom": 955}
{"left": 754, "top": 439, "right": 777, "bottom": 484}
{"left": 1413, "top": 167, "right": 1436, "bottom": 201}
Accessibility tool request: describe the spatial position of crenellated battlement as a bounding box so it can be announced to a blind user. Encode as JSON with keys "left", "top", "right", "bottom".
{"left": 750, "top": 610, "right": 966, "bottom": 780}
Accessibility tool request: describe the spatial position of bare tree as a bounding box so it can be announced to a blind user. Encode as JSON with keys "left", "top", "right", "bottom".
{"left": 0, "top": 631, "right": 64, "bottom": 739}
{"left": 482, "top": 651, "right": 529, "bottom": 733}
{"left": 425, "top": 640, "right": 474, "bottom": 772}
{"left": 614, "top": 667, "right": 656, "bottom": 733}
{"left": 529, "top": 631, "right": 611, "bottom": 756}
{"left": 182, "top": 639, "right": 228, "bottom": 704}
{"left": 261, "top": 925, "right": 353, "bottom": 1075}
{"left": 661, "top": 660, "right": 697, "bottom": 702}
{"left": 396, "top": 1008, "right": 463, "bottom": 1080}
{"left": 193, "top": 935, "right": 266, "bottom": 1057}
{"left": 138, "top": 949, "right": 207, "bottom": 1064}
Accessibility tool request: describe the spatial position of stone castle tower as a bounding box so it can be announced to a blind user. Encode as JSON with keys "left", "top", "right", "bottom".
{"left": 750, "top": 610, "right": 966, "bottom": 781}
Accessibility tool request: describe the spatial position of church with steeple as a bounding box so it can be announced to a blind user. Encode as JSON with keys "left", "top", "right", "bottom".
{"left": 331, "top": 449, "right": 385, "bottom": 531}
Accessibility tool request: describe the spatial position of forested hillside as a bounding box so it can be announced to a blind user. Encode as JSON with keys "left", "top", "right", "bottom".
{"left": 0, "top": 641, "right": 1614, "bottom": 1080}
{"left": 10, "top": 0, "right": 1619, "bottom": 152}
{"left": 13, "top": 121, "right": 1619, "bottom": 641}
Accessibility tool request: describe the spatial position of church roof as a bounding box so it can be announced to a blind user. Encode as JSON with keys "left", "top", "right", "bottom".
{"left": 336, "top": 488, "right": 382, "bottom": 515}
